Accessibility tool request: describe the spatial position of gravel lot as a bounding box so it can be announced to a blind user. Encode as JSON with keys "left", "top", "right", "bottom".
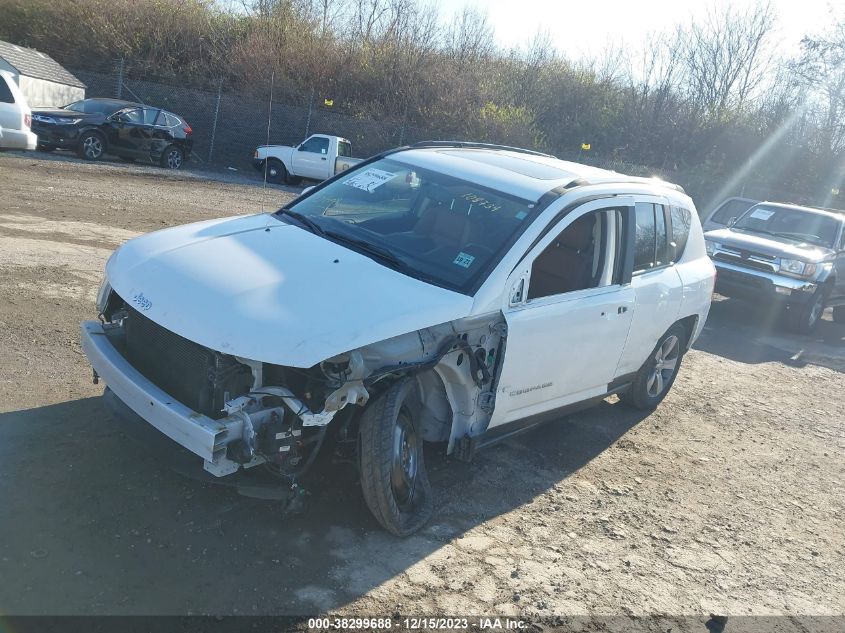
{"left": 1, "top": 151, "right": 843, "bottom": 624}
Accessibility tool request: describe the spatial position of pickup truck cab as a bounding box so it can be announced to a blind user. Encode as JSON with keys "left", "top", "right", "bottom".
{"left": 705, "top": 201, "right": 845, "bottom": 333}
{"left": 253, "top": 133, "right": 362, "bottom": 184}
{"left": 82, "top": 142, "right": 714, "bottom": 535}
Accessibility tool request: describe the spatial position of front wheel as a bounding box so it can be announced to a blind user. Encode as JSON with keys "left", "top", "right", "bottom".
{"left": 161, "top": 145, "right": 184, "bottom": 169}
{"left": 359, "top": 379, "right": 433, "bottom": 536}
{"left": 620, "top": 324, "right": 686, "bottom": 410}
{"left": 77, "top": 131, "right": 105, "bottom": 160}
{"left": 785, "top": 288, "right": 827, "bottom": 335}
{"left": 264, "top": 158, "right": 287, "bottom": 184}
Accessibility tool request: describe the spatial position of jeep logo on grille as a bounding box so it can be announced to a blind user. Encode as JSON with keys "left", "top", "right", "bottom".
{"left": 132, "top": 292, "right": 152, "bottom": 311}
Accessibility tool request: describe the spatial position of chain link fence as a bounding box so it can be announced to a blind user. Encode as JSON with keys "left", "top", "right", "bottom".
{"left": 67, "top": 58, "right": 786, "bottom": 209}
{"left": 70, "top": 60, "right": 439, "bottom": 172}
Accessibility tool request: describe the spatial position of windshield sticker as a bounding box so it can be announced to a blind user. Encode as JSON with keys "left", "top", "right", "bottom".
{"left": 454, "top": 252, "right": 476, "bottom": 268}
{"left": 342, "top": 168, "right": 397, "bottom": 192}
{"left": 749, "top": 208, "right": 775, "bottom": 220}
{"left": 460, "top": 193, "right": 503, "bottom": 213}
{"left": 515, "top": 211, "right": 528, "bottom": 220}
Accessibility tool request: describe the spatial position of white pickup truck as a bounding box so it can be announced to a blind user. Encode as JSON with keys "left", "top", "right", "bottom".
{"left": 253, "top": 133, "right": 362, "bottom": 185}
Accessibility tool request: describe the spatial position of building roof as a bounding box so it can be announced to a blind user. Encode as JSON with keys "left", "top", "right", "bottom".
{"left": 395, "top": 145, "right": 684, "bottom": 203}
{"left": 0, "top": 40, "right": 85, "bottom": 88}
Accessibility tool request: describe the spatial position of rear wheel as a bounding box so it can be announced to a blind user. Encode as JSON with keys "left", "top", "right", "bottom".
{"left": 620, "top": 324, "right": 686, "bottom": 410}
{"left": 264, "top": 158, "right": 287, "bottom": 184}
{"left": 359, "top": 379, "right": 433, "bottom": 536}
{"left": 833, "top": 305, "right": 845, "bottom": 324}
{"left": 160, "top": 145, "right": 184, "bottom": 169}
{"left": 77, "top": 131, "right": 105, "bottom": 160}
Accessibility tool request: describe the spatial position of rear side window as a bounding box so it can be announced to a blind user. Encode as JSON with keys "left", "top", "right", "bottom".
{"left": 670, "top": 206, "right": 692, "bottom": 262}
{"left": 634, "top": 202, "right": 657, "bottom": 271}
{"left": 165, "top": 113, "right": 182, "bottom": 127}
{"left": 338, "top": 140, "right": 352, "bottom": 157}
{"left": 0, "top": 77, "right": 14, "bottom": 104}
{"left": 142, "top": 108, "right": 159, "bottom": 125}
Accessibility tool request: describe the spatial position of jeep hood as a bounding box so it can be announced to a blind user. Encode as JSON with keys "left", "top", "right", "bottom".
{"left": 704, "top": 228, "right": 834, "bottom": 261}
{"left": 106, "top": 214, "right": 474, "bottom": 367}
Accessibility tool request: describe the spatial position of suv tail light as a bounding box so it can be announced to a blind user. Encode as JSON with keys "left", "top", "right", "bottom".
{"left": 24, "top": 114, "right": 31, "bottom": 128}
{"left": 183, "top": 123, "right": 193, "bottom": 135}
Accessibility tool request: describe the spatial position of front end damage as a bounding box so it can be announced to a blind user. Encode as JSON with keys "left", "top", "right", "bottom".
{"left": 83, "top": 290, "right": 506, "bottom": 480}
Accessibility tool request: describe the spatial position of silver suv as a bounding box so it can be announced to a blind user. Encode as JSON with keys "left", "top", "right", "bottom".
{"left": 704, "top": 201, "right": 845, "bottom": 333}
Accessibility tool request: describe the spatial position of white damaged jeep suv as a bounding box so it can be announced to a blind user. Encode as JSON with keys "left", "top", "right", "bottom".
{"left": 82, "top": 142, "right": 715, "bottom": 535}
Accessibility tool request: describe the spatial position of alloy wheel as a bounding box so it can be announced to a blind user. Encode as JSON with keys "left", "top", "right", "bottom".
{"left": 83, "top": 136, "right": 103, "bottom": 159}
{"left": 390, "top": 410, "right": 419, "bottom": 511}
{"left": 646, "top": 334, "right": 680, "bottom": 398}
{"left": 167, "top": 148, "right": 183, "bottom": 169}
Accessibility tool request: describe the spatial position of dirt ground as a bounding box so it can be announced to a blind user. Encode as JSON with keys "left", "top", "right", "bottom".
{"left": 1, "top": 151, "right": 843, "bottom": 624}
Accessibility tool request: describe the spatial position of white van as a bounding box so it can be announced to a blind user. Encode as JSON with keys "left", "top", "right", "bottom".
{"left": 82, "top": 143, "right": 715, "bottom": 535}
{"left": 0, "top": 70, "right": 37, "bottom": 151}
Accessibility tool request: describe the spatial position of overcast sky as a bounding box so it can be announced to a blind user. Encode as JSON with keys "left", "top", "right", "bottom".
{"left": 447, "top": 0, "right": 841, "bottom": 58}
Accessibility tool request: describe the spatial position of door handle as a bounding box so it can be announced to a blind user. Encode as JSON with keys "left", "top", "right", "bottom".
{"left": 617, "top": 306, "right": 628, "bottom": 314}
{"left": 321, "top": 157, "right": 327, "bottom": 160}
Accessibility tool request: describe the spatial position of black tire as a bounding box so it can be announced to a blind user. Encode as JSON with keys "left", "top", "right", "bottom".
{"left": 118, "top": 155, "right": 136, "bottom": 163}
{"left": 264, "top": 158, "right": 287, "bottom": 184}
{"left": 833, "top": 305, "right": 845, "bottom": 324}
{"left": 77, "top": 131, "right": 105, "bottom": 160}
{"left": 160, "top": 145, "right": 184, "bottom": 170}
{"left": 359, "top": 378, "right": 434, "bottom": 536}
{"left": 785, "top": 288, "right": 827, "bottom": 335}
{"left": 620, "top": 323, "right": 687, "bottom": 410}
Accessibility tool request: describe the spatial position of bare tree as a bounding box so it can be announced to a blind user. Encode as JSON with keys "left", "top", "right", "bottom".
{"left": 677, "top": 2, "right": 776, "bottom": 120}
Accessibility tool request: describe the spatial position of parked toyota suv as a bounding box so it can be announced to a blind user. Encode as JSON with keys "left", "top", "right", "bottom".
{"left": 705, "top": 201, "right": 845, "bottom": 333}
{"left": 31, "top": 98, "right": 193, "bottom": 168}
{"left": 0, "top": 70, "right": 37, "bottom": 151}
{"left": 81, "top": 142, "right": 714, "bottom": 535}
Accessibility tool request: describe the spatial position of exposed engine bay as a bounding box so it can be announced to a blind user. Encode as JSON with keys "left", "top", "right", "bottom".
{"left": 98, "top": 291, "right": 506, "bottom": 479}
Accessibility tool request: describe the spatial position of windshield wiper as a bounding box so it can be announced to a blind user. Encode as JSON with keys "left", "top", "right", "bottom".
{"left": 278, "top": 209, "right": 325, "bottom": 236}
{"left": 322, "top": 230, "right": 408, "bottom": 270}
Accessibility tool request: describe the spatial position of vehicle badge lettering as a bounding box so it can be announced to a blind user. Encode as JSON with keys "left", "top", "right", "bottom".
{"left": 132, "top": 292, "right": 152, "bottom": 311}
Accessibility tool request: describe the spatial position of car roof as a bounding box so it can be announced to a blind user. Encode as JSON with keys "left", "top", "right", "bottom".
{"left": 755, "top": 201, "right": 845, "bottom": 221}
{"left": 80, "top": 97, "right": 143, "bottom": 108}
{"left": 392, "top": 145, "right": 683, "bottom": 202}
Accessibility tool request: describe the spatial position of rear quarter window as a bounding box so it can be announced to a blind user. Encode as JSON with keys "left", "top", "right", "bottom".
{"left": 670, "top": 206, "right": 692, "bottom": 262}
{"left": 0, "top": 77, "right": 14, "bottom": 104}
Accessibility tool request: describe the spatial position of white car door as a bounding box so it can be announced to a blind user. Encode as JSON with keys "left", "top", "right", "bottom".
{"left": 291, "top": 136, "right": 331, "bottom": 179}
{"left": 488, "top": 197, "right": 636, "bottom": 429}
{"left": 614, "top": 197, "right": 685, "bottom": 376}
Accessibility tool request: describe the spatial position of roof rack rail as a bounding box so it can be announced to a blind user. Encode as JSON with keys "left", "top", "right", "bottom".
{"left": 409, "top": 140, "right": 555, "bottom": 158}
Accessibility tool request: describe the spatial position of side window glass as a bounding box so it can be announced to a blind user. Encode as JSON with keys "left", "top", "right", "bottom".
{"left": 119, "top": 108, "right": 143, "bottom": 124}
{"left": 301, "top": 137, "right": 330, "bottom": 154}
{"left": 670, "top": 206, "right": 692, "bottom": 261}
{"left": 0, "top": 78, "right": 14, "bottom": 104}
{"left": 528, "top": 210, "right": 610, "bottom": 300}
{"left": 142, "top": 108, "right": 159, "bottom": 125}
{"left": 655, "top": 204, "right": 669, "bottom": 266}
{"left": 634, "top": 202, "right": 656, "bottom": 271}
